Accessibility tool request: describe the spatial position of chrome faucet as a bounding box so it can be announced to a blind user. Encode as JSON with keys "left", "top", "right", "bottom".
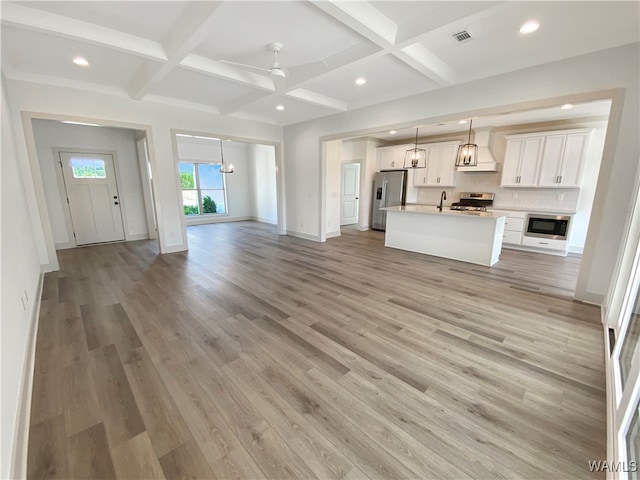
{"left": 438, "top": 191, "right": 447, "bottom": 212}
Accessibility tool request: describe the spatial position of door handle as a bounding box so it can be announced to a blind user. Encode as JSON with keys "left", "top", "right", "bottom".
{"left": 355, "top": 197, "right": 359, "bottom": 200}
{"left": 114, "top": 201, "right": 119, "bottom": 205}
{"left": 113, "top": 196, "right": 118, "bottom": 199}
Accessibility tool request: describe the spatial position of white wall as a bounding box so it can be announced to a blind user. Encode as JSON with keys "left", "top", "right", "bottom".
{"left": 284, "top": 42, "right": 639, "bottom": 304}
{"left": 32, "top": 120, "right": 149, "bottom": 246}
{"left": 248, "top": 144, "right": 277, "bottom": 225}
{"left": 5, "top": 79, "right": 282, "bottom": 268}
{"left": 1, "top": 75, "right": 43, "bottom": 479}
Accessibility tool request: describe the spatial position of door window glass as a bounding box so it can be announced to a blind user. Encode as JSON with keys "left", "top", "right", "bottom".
{"left": 70, "top": 158, "right": 106, "bottom": 178}
{"left": 620, "top": 291, "right": 640, "bottom": 388}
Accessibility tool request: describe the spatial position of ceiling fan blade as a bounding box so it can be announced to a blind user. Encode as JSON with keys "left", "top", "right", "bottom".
{"left": 219, "top": 59, "right": 269, "bottom": 73}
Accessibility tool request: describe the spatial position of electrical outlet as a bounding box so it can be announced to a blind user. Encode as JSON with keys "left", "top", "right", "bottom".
{"left": 557, "top": 193, "right": 564, "bottom": 201}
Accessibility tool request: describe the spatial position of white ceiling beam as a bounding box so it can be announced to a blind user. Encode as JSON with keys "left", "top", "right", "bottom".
{"left": 396, "top": 44, "right": 457, "bottom": 86}
{"left": 0, "top": 3, "right": 166, "bottom": 61}
{"left": 218, "top": 91, "right": 274, "bottom": 116}
{"left": 285, "top": 89, "right": 348, "bottom": 111}
{"left": 309, "top": 0, "right": 397, "bottom": 48}
{"left": 179, "top": 54, "right": 276, "bottom": 92}
{"left": 128, "top": 2, "right": 223, "bottom": 99}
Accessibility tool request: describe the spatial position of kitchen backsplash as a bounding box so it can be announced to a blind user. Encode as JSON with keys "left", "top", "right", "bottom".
{"left": 409, "top": 172, "right": 581, "bottom": 212}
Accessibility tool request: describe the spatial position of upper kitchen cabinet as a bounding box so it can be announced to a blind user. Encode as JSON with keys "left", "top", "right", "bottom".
{"left": 413, "top": 141, "right": 460, "bottom": 187}
{"left": 537, "top": 130, "right": 591, "bottom": 187}
{"left": 501, "top": 135, "right": 544, "bottom": 187}
{"left": 377, "top": 145, "right": 409, "bottom": 171}
{"left": 501, "top": 129, "right": 591, "bottom": 188}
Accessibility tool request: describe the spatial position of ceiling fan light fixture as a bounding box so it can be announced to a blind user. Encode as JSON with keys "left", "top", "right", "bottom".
{"left": 403, "top": 127, "right": 427, "bottom": 169}
{"left": 455, "top": 119, "right": 478, "bottom": 167}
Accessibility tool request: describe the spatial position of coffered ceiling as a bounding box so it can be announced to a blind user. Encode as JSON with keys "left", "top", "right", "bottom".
{"left": 2, "top": 1, "right": 638, "bottom": 126}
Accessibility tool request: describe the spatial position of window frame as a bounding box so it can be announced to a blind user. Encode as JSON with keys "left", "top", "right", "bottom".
{"left": 179, "top": 161, "right": 228, "bottom": 217}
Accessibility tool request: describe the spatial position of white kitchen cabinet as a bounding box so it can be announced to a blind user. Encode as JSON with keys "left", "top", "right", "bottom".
{"left": 501, "top": 136, "right": 544, "bottom": 187}
{"left": 501, "top": 129, "right": 590, "bottom": 188}
{"left": 414, "top": 142, "right": 459, "bottom": 187}
{"left": 378, "top": 145, "right": 408, "bottom": 171}
{"left": 537, "top": 130, "right": 590, "bottom": 187}
{"left": 521, "top": 235, "right": 567, "bottom": 252}
{"left": 491, "top": 210, "right": 525, "bottom": 246}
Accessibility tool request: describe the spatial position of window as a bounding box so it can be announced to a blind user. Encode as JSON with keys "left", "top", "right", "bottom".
{"left": 70, "top": 158, "right": 106, "bottom": 178}
{"left": 179, "top": 162, "right": 227, "bottom": 215}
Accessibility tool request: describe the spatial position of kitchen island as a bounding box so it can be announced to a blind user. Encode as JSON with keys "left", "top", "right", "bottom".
{"left": 381, "top": 205, "right": 507, "bottom": 266}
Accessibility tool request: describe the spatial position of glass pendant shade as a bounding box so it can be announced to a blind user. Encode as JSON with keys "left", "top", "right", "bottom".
{"left": 403, "top": 128, "right": 427, "bottom": 169}
{"left": 455, "top": 143, "right": 478, "bottom": 166}
{"left": 455, "top": 118, "right": 478, "bottom": 167}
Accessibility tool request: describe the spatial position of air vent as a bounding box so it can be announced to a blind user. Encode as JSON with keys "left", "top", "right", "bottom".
{"left": 451, "top": 30, "right": 472, "bottom": 43}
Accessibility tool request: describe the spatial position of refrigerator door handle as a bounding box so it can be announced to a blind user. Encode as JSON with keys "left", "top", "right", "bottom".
{"left": 381, "top": 180, "right": 388, "bottom": 207}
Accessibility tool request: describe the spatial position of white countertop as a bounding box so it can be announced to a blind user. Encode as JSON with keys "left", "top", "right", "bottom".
{"left": 488, "top": 207, "right": 577, "bottom": 215}
{"left": 382, "top": 205, "right": 507, "bottom": 218}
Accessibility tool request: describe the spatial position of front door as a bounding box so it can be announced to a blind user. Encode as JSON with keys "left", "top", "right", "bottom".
{"left": 59, "top": 151, "right": 125, "bottom": 245}
{"left": 340, "top": 162, "right": 360, "bottom": 226}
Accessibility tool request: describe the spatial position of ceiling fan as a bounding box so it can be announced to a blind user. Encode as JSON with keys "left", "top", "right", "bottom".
{"left": 222, "top": 42, "right": 287, "bottom": 78}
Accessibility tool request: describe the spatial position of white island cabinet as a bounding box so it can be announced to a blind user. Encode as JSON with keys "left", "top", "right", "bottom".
{"left": 382, "top": 206, "right": 507, "bottom": 266}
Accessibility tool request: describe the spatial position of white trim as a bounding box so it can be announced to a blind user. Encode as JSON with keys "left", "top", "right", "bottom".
{"left": 326, "top": 230, "right": 341, "bottom": 239}
{"left": 252, "top": 216, "right": 277, "bottom": 225}
{"left": 161, "top": 243, "right": 189, "bottom": 254}
{"left": 54, "top": 241, "right": 76, "bottom": 251}
{"left": 9, "top": 273, "right": 44, "bottom": 479}
{"left": 286, "top": 230, "right": 322, "bottom": 242}
{"left": 185, "top": 215, "right": 252, "bottom": 226}
{"left": 357, "top": 225, "right": 370, "bottom": 231}
{"left": 568, "top": 245, "right": 585, "bottom": 254}
{"left": 126, "top": 233, "right": 150, "bottom": 241}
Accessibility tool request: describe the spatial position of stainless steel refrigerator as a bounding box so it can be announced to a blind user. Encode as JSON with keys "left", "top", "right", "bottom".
{"left": 372, "top": 170, "right": 407, "bottom": 231}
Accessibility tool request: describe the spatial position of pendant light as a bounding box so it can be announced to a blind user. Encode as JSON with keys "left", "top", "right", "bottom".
{"left": 219, "top": 139, "right": 234, "bottom": 174}
{"left": 455, "top": 118, "right": 478, "bottom": 167}
{"left": 403, "top": 127, "right": 427, "bottom": 169}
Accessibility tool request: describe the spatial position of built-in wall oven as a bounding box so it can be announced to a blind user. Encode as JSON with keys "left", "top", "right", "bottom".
{"left": 524, "top": 214, "right": 571, "bottom": 240}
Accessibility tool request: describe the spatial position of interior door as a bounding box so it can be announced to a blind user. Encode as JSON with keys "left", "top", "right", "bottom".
{"left": 340, "top": 162, "right": 360, "bottom": 225}
{"left": 605, "top": 179, "right": 640, "bottom": 479}
{"left": 59, "top": 152, "right": 125, "bottom": 245}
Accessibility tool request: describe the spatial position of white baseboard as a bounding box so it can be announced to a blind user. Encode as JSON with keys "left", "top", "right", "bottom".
{"left": 185, "top": 215, "right": 252, "bottom": 226}
{"left": 251, "top": 216, "right": 277, "bottom": 225}
{"left": 325, "top": 230, "right": 341, "bottom": 239}
{"left": 10, "top": 273, "right": 44, "bottom": 479}
{"left": 568, "top": 245, "right": 585, "bottom": 254}
{"left": 574, "top": 290, "right": 605, "bottom": 306}
{"left": 125, "top": 233, "right": 150, "bottom": 241}
{"left": 161, "top": 243, "right": 188, "bottom": 254}
{"left": 54, "top": 241, "right": 75, "bottom": 250}
{"left": 286, "top": 230, "right": 321, "bottom": 242}
{"left": 502, "top": 244, "right": 568, "bottom": 257}
{"left": 357, "top": 225, "right": 370, "bottom": 231}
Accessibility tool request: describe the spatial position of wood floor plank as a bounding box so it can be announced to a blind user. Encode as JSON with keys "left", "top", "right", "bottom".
{"left": 120, "top": 346, "right": 192, "bottom": 457}
{"left": 110, "top": 431, "right": 166, "bottom": 480}
{"left": 28, "top": 222, "right": 606, "bottom": 480}
{"left": 67, "top": 423, "right": 116, "bottom": 479}
{"left": 159, "top": 439, "right": 217, "bottom": 480}
{"left": 90, "top": 344, "right": 146, "bottom": 447}
{"left": 27, "top": 415, "right": 69, "bottom": 479}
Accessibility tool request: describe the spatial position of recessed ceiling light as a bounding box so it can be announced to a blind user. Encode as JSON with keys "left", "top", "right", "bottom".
{"left": 276, "top": 105, "right": 285, "bottom": 111}
{"left": 561, "top": 103, "right": 574, "bottom": 110}
{"left": 389, "top": 130, "right": 397, "bottom": 135}
{"left": 355, "top": 77, "right": 367, "bottom": 86}
{"left": 72, "top": 56, "right": 90, "bottom": 67}
{"left": 61, "top": 120, "right": 100, "bottom": 126}
{"left": 519, "top": 21, "right": 539, "bottom": 34}
{"left": 458, "top": 120, "right": 468, "bottom": 124}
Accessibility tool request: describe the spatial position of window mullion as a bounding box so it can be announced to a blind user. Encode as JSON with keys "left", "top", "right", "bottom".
{"left": 194, "top": 163, "right": 203, "bottom": 215}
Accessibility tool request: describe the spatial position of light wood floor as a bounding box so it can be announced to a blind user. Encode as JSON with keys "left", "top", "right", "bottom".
{"left": 28, "top": 221, "right": 605, "bottom": 479}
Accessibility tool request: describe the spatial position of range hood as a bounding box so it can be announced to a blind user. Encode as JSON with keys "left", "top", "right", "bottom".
{"left": 457, "top": 127, "right": 499, "bottom": 172}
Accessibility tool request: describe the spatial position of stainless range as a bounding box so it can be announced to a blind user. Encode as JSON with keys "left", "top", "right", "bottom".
{"left": 450, "top": 192, "right": 494, "bottom": 212}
